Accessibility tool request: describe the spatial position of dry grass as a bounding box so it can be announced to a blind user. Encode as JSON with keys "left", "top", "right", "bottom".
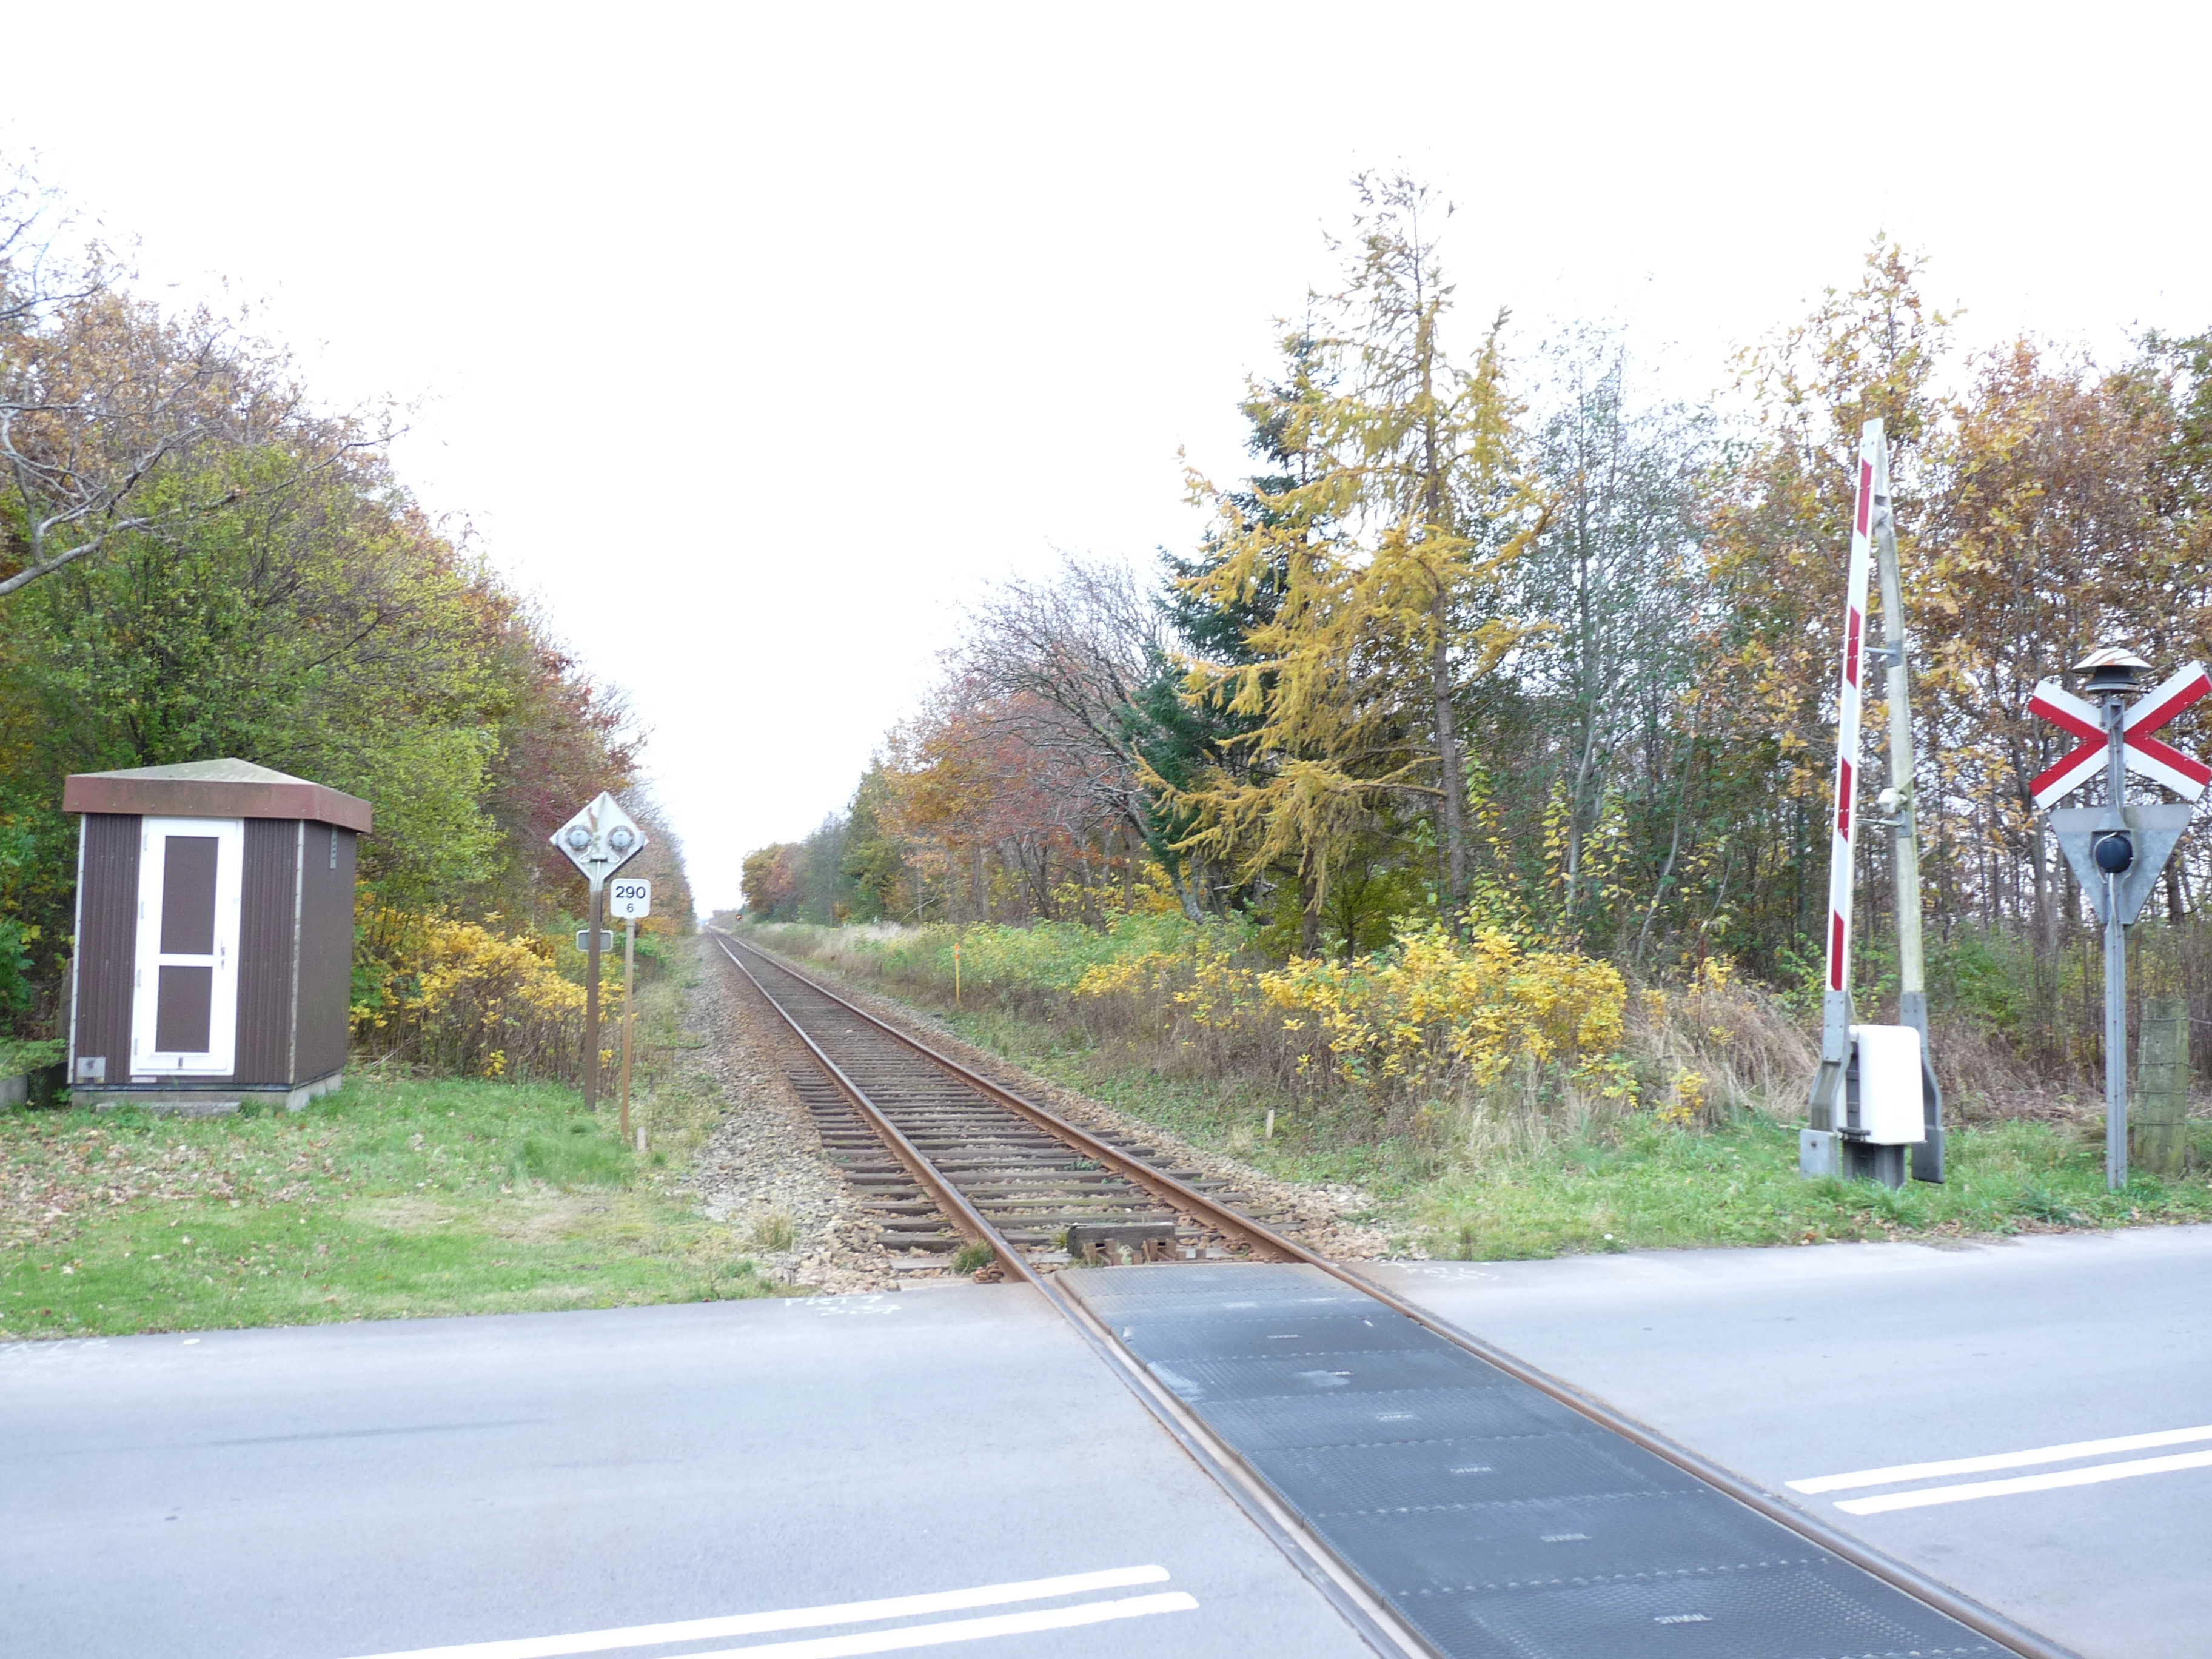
{"left": 1627, "top": 963, "right": 1816, "bottom": 1124}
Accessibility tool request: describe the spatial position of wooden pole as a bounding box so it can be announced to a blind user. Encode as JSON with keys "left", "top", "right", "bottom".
{"left": 583, "top": 883, "right": 603, "bottom": 1111}
{"left": 620, "top": 916, "right": 636, "bottom": 1144}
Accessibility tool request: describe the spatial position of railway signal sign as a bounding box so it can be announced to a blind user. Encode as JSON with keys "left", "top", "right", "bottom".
{"left": 2028, "top": 657, "right": 2212, "bottom": 808}
{"left": 552, "top": 790, "right": 648, "bottom": 1116}
{"left": 608, "top": 877, "right": 651, "bottom": 919}
{"left": 550, "top": 791, "right": 648, "bottom": 892}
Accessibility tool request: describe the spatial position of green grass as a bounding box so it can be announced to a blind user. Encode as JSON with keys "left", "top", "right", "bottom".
{"left": 2, "top": 1071, "right": 781, "bottom": 1340}
{"left": 1420, "top": 1113, "right": 2212, "bottom": 1259}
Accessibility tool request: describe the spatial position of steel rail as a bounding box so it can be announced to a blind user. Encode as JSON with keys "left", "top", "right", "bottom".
{"left": 714, "top": 931, "right": 2079, "bottom": 1659}
{"left": 714, "top": 939, "right": 999, "bottom": 1265}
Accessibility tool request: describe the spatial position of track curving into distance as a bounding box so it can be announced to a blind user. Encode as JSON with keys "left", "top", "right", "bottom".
{"left": 715, "top": 930, "right": 1294, "bottom": 1270}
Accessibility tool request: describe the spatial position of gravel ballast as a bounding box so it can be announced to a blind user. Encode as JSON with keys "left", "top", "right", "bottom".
{"left": 679, "top": 937, "right": 902, "bottom": 1293}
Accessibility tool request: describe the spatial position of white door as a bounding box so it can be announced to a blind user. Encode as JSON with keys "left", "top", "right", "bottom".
{"left": 131, "top": 817, "right": 243, "bottom": 1078}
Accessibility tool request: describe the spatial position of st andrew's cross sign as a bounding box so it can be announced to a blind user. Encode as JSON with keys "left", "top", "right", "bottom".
{"left": 2029, "top": 662, "right": 2212, "bottom": 808}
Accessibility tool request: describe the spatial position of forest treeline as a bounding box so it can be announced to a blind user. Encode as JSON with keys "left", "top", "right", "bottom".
{"left": 0, "top": 164, "right": 687, "bottom": 1058}
{"left": 745, "top": 176, "right": 2212, "bottom": 1082}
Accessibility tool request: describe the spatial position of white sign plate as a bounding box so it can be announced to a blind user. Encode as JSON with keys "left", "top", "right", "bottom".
{"left": 550, "top": 791, "right": 648, "bottom": 891}
{"left": 608, "top": 877, "right": 651, "bottom": 919}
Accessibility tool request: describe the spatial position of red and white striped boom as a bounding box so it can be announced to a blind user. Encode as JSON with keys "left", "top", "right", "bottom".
{"left": 1821, "top": 426, "right": 1880, "bottom": 999}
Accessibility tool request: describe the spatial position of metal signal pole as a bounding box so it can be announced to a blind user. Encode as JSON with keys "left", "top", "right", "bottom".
{"left": 2102, "top": 685, "right": 2131, "bottom": 1190}
{"left": 1869, "top": 434, "right": 1944, "bottom": 1180}
{"left": 551, "top": 793, "right": 648, "bottom": 1118}
{"left": 2031, "top": 650, "right": 2207, "bottom": 1191}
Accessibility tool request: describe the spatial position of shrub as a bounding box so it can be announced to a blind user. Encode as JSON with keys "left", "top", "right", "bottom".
{"left": 352, "top": 903, "right": 615, "bottom": 1083}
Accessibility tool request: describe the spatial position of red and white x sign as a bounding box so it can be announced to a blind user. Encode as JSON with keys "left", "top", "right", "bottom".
{"left": 2029, "top": 662, "right": 2212, "bottom": 808}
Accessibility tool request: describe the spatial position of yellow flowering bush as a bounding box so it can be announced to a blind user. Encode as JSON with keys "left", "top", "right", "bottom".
{"left": 1073, "top": 919, "right": 1629, "bottom": 1118}
{"left": 352, "top": 903, "right": 609, "bottom": 1081}
{"left": 1074, "top": 930, "right": 1259, "bottom": 1028}
{"left": 1258, "top": 924, "right": 1627, "bottom": 1097}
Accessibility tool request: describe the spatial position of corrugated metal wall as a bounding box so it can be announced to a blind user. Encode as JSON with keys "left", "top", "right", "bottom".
{"left": 294, "top": 825, "right": 356, "bottom": 1082}
{"left": 73, "top": 815, "right": 140, "bottom": 1082}
{"left": 71, "top": 812, "right": 356, "bottom": 1093}
{"left": 233, "top": 819, "right": 300, "bottom": 1085}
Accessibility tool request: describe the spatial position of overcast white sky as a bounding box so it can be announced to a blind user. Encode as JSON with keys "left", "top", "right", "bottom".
{"left": 5, "top": 2, "right": 2205, "bottom": 910}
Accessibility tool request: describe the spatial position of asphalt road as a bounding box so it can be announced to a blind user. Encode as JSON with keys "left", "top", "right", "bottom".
{"left": 2, "top": 1281, "right": 1374, "bottom": 1659}
{"left": 1374, "top": 1224, "right": 2212, "bottom": 1659}
{"left": 14, "top": 1228, "right": 2207, "bottom": 1659}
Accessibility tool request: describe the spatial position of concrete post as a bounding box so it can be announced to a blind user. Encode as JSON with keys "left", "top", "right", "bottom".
{"left": 2133, "top": 996, "right": 2191, "bottom": 1176}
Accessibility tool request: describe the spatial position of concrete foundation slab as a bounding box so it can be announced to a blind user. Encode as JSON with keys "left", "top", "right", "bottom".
{"left": 78, "top": 1069, "right": 344, "bottom": 1114}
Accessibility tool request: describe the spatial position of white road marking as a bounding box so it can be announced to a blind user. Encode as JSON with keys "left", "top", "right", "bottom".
{"left": 677, "top": 1592, "right": 1199, "bottom": 1657}
{"left": 1835, "top": 1449, "right": 2212, "bottom": 1515}
{"left": 1789, "top": 1423, "right": 2212, "bottom": 1493}
{"left": 342, "top": 1566, "right": 1173, "bottom": 1659}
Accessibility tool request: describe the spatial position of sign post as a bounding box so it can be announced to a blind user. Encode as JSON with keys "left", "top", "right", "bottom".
{"left": 549, "top": 793, "right": 648, "bottom": 1113}
{"left": 2029, "top": 650, "right": 2208, "bottom": 1188}
{"left": 608, "top": 877, "right": 651, "bottom": 1145}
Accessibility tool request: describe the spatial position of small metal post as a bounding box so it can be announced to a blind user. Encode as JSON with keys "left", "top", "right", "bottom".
{"left": 953, "top": 937, "right": 962, "bottom": 1007}
{"left": 620, "top": 914, "right": 636, "bottom": 1144}
{"left": 584, "top": 882, "right": 604, "bottom": 1111}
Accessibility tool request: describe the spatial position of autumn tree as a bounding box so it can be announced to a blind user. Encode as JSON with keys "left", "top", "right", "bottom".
{"left": 1512, "top": 329, "right": 1710, "bottom": 952}
{"left": 1697, "top": 239, "right": 1948, "bottom": 963}
{"left": 1171, "top": 173, "right": 1537, "bottom": 932}
{"left": 0, "top": 168, "right": 378, "bottom": 603}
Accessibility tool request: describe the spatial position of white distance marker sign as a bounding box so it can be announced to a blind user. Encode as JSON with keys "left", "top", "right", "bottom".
{"left": 608, "top": 877, "right": 651, "bottom": 920}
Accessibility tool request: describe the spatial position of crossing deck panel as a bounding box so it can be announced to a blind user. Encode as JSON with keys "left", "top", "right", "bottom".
{"left": 1066, "top": 1262, "right": 2002, "bottom": 1659}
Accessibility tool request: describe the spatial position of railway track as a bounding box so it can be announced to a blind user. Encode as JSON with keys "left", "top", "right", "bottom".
{"left": 709, "top": 930, "right": 2070, "bottom": 1659}
{"left": 714, "top": 931, "right": 1306, "bottom": 1274}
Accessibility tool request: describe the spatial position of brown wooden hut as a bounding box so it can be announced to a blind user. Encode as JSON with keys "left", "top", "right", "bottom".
{"left": 62, "top": 760, "right": 371, "bottom": 1112}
